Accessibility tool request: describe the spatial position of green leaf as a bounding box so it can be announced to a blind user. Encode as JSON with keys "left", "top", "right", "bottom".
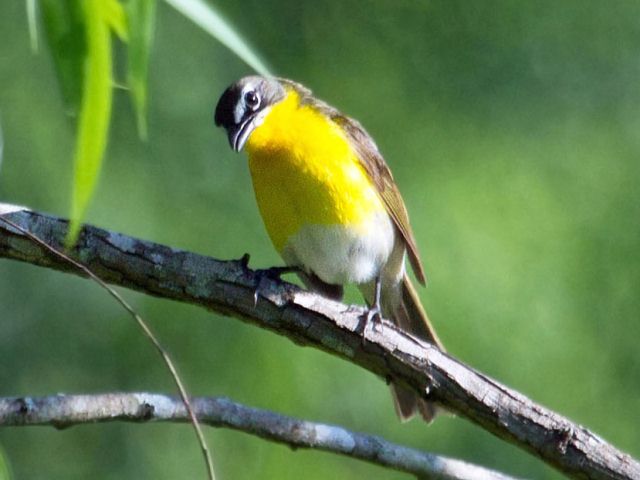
{"left": 26, "top": 0, "right": 39, "bottom": 52}
{"left": 0, "top": 444, "right": 12, "bottom": 480}
{"left": 66, "top": 0, "right": 118, "bottom": 246}
{"left": 163, "top": 0, "right": 271, "bottom": 76}
{"left": 40, "top": 0, "right": 86, "bottom": 113}
{"left": 104, "top": 0, "right": 129, "bottom": 41}
{"left": 126, "top": 0, "right": 156, "bottom": 139}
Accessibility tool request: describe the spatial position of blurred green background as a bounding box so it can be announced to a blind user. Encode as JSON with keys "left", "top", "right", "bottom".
{"left": 1, "top": 1, "right": 639, "bottom": 479}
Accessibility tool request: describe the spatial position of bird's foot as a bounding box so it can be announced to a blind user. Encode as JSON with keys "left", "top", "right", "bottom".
{"left": 356, "top": 304, "right": 383, "bottom": 335}
{"left": 249, "top": 262, "right": 299, "bottom": 306}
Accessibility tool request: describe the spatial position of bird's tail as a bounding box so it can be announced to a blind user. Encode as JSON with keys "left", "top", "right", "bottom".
{"left": 388, "top": 273, "right": 444, "bottom": 423}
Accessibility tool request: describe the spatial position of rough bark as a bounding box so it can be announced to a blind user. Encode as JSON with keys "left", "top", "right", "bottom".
{"left": 1, "top": 204, "right": 638, "bottom": 480}
{"left": 0, "top": 392, "right": 520, "bottom": 480}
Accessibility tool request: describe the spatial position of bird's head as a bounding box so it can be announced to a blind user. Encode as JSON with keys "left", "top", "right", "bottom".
{"left": 214, "top": 76, "right": 286, "bottom": 152}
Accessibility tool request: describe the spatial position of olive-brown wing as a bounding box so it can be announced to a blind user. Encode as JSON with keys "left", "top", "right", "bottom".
{"left": 283, "top": 80, "right": 427, "bottom": 284}
{"left": 332, "top": 114, "right": 426, "bottom": 285}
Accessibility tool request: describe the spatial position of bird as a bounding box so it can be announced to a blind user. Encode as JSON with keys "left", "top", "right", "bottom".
{"left": 214, "top": 76, "right": 443, "bottom": 422}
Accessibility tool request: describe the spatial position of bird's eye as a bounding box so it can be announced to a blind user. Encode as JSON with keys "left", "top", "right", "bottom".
{"left": 244, "top": 90, "right": 260, "bottom": 110}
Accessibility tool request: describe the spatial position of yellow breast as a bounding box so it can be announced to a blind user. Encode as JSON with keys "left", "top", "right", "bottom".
{"left": 245, "top": 90, "right": 385, "bottom": 252}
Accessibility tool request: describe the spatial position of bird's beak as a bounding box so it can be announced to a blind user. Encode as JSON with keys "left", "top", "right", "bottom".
{"left": 228, "top": 115, "right": 257, "bottom": 152}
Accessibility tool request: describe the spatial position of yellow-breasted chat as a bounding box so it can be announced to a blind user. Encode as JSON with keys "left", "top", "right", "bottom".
{"left": 214, "top": 76, "right": 443, "bottom": 422}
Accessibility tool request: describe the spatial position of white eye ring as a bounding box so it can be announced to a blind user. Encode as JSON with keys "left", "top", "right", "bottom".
{"left": 244, "top": 90, "right": 260, "bottom": 110}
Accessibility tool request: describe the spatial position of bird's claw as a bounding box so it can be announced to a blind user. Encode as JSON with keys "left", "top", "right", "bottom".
{"left": 252, "top": 266, "right": 298, "bottom": 306}
{"left": 356, "top": 305, "right": 383, "bottom": 335}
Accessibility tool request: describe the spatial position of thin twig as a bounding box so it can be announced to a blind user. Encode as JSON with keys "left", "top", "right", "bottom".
{"left": 0, "top": 213, "right": 216, "bottom": 480}
{"left": 0, "top": 392, "right": 522, "bottom": 480}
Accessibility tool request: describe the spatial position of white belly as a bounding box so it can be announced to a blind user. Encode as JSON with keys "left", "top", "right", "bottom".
{"left": 280, "top": 211, "right": 397, "bottom": 285}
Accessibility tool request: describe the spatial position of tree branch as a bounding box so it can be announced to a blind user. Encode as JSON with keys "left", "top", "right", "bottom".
{"left": 0, "top": 392, "right": 518, "bottom": 480}
{"left": 1, "top": 204, "right": 638, "bottom": 480}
